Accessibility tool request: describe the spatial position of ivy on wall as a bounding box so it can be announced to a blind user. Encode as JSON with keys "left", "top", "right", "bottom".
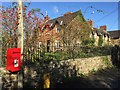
{"left": 98, "top": 36, "right": 103, "bottom": 46}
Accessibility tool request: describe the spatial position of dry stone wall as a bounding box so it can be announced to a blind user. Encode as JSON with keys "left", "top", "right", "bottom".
{"left": 59, "top": 56, "right": 112, "bottom": 75}
{"left": 23, "top": 56, "right": 112, "bottom": 80}
{"left": 0, "top": 55, "right": 112, "bottom": 89}
{"left": 23, "top": 55, "right": 112, "bottom": 88}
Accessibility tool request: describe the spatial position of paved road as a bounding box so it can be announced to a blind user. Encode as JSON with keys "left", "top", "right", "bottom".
{"left": 1, "top": 67, "right": 119, "bottom": 89}
{"left": 56, "top": 67, "right": 120, "bottom": 89}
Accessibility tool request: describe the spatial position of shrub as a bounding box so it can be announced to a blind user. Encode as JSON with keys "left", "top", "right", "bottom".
{"left": 44, "top": 52, "right": 61, "bottom": 60}
{"left": 102, "top": 56, "right": 111, "bottom": 67}
{"left": 98, "top": 36, "right": 103, "bottom": 46}
{"left": 23, "top": 46, "right": 111, "bottom": 63}
{"left": 82, "top": 39, "right": 95, "bottom": 46}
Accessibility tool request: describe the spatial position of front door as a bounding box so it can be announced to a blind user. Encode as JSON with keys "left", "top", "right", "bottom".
{"left": 47, "top": 40, "right": 50, "bottom": 52}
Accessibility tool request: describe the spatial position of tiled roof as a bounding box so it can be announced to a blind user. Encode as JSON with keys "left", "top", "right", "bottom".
{"left": 46, "top": 10, "right": 85, "bottom": 27}
{"left": 92, "top": 28, "right": 109, "bottom": 37}
{"left": 108, "top": 30, "right": 120, "bottom": 39}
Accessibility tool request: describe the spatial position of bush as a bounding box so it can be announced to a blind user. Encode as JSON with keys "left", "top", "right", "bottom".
{"left": 44, "top": 52, "right": 61, "bottom": 60}
{"left": 102, "top": 56, "right": 111, "bottom": 67}
{"left": 98, "top": 36, "right": 103, "bottom": 46}
{"left": 82, "top": 39, "right": 95, "bottom": 46}
{"left": 39, "top": 51, "right": 70, "bottom": 61}
{"left": 23, "top": 46, "right": 111, "bottom": 63}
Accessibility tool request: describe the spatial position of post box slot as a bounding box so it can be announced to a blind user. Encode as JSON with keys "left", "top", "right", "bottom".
{"left": 13, "top": 52, "right": 20, "bottom": 54}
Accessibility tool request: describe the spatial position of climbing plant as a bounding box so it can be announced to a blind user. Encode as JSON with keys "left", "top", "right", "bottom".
{"left": 98, "top": 36, "right": 103, "bottom": 46}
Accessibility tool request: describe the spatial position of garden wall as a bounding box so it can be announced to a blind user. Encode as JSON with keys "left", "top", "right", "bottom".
{"left": 0, "top": 55, "right": 112, "bottom": 88}
{"left": 23, "top": 55, "right": 112, "bottom": 88}
{"left": 59, "top": 55, "right": 112, "bottom": 75}
{"left": 23, "top": 55, "right": 112, "bottom": 79}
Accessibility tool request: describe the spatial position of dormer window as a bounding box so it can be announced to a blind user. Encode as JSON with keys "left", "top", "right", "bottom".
{"left": 60, "top": 21, "right": 63, "bottom": 25}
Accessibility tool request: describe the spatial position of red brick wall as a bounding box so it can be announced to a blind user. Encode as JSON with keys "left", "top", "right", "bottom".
{"left": 100, "top": 25, "right": 107, "bottom": 31}
{"left": 39, "top": 24, "right": 62, "bottom": 51}
{"left": 87, "top": 20, "right": 94, "bottom": 28}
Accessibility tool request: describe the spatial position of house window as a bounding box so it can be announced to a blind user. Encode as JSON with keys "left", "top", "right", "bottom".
{"left": 46, "top": 32, "right": 50, "bottom": 35}
{"left": 94, "top": 34, "right": 97, "bottom": 39}
{"left": 56, "top": 42, "right": 60, "bottom": 48}
{"left": 56, "top": 26, "right": 60, "bottom": 32}
{"left": 40, "top": 32, "right": 42, "bottom": 36}
{"left": 39, "top": 42, "right": 42, "bottom": 48}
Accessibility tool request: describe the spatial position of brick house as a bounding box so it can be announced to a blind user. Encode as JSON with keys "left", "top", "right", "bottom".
{"left": 38, "top": 10, "right": 110, "bottom": 52}
{"left": 38, "top": 10, "right": 91, "bottom": 52}
{"left": 87, "top": 20, "right": 110, "bottom": 46}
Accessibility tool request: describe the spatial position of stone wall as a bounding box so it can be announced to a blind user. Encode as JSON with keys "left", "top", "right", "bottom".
{"left": 23, "top": 55, "right": 112, "bottom": 88}
{"left": 24, "top": 56, "right": 112, "bottom": 78}
{"left": 0, "top": 55, "right": 112, "bottom": 88}
{"left": 59, "top": 56, "right": 112, "bottom": 75}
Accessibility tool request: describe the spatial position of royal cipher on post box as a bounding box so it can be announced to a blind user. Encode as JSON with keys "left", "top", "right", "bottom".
{"left": 6, "top": 48, "right": 21, "bottom": 72}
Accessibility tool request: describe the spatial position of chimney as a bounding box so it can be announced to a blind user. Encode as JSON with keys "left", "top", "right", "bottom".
{"left": 100, "top": 25, "right": 107, "bottom": 31}
{"left": 87, "top": 19, "right": 94, "bottom": 29}
{"left": 64, "top": 12, "right": 73, "bottom": 16}
{"left": 44, "top": 15, "right": 50, "bottom": 23}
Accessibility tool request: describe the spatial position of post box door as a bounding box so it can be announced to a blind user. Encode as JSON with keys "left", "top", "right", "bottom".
{"left": 6, "top": 48, "right": 21, "bottom": 72}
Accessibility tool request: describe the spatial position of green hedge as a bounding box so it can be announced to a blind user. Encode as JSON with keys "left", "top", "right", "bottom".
{"left": 23, "top": 46, "right": 111, "bottom": 63}
{"left": 36, "top": 46, "right": 110, "bottom": 61}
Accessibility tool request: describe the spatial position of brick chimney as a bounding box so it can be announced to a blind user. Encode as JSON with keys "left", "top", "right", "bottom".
{"left": 44, "top": 15, "right": 50, "bottom": 23}
{"left": 100, "top": 25, "right": 107, "bottom": 31}
{"left": 87, "top": 19, "right": 94, "bottom": 29}
{"left": 64, "top": 12, "right": 73, "bottom": 16}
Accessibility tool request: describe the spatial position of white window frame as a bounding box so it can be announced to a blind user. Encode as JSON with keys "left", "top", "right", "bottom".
{"left": 56, "top": 41, "right": 60, "bottom": 48}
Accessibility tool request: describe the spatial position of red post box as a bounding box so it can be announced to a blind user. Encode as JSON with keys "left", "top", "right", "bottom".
{"left": 6, "top": 48, "right": 21, "bottom": 72}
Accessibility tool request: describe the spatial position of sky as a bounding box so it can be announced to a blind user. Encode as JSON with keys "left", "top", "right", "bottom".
{"left": 1, "top": 1, "right": 119, "bottom": 31}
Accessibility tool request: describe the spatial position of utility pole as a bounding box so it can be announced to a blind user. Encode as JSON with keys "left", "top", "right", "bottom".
{"left": 0, "top": 1, "right": 2, "bottom": 68}
{"left": 17, "top": 0, "right": 24, "bottom": 89}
